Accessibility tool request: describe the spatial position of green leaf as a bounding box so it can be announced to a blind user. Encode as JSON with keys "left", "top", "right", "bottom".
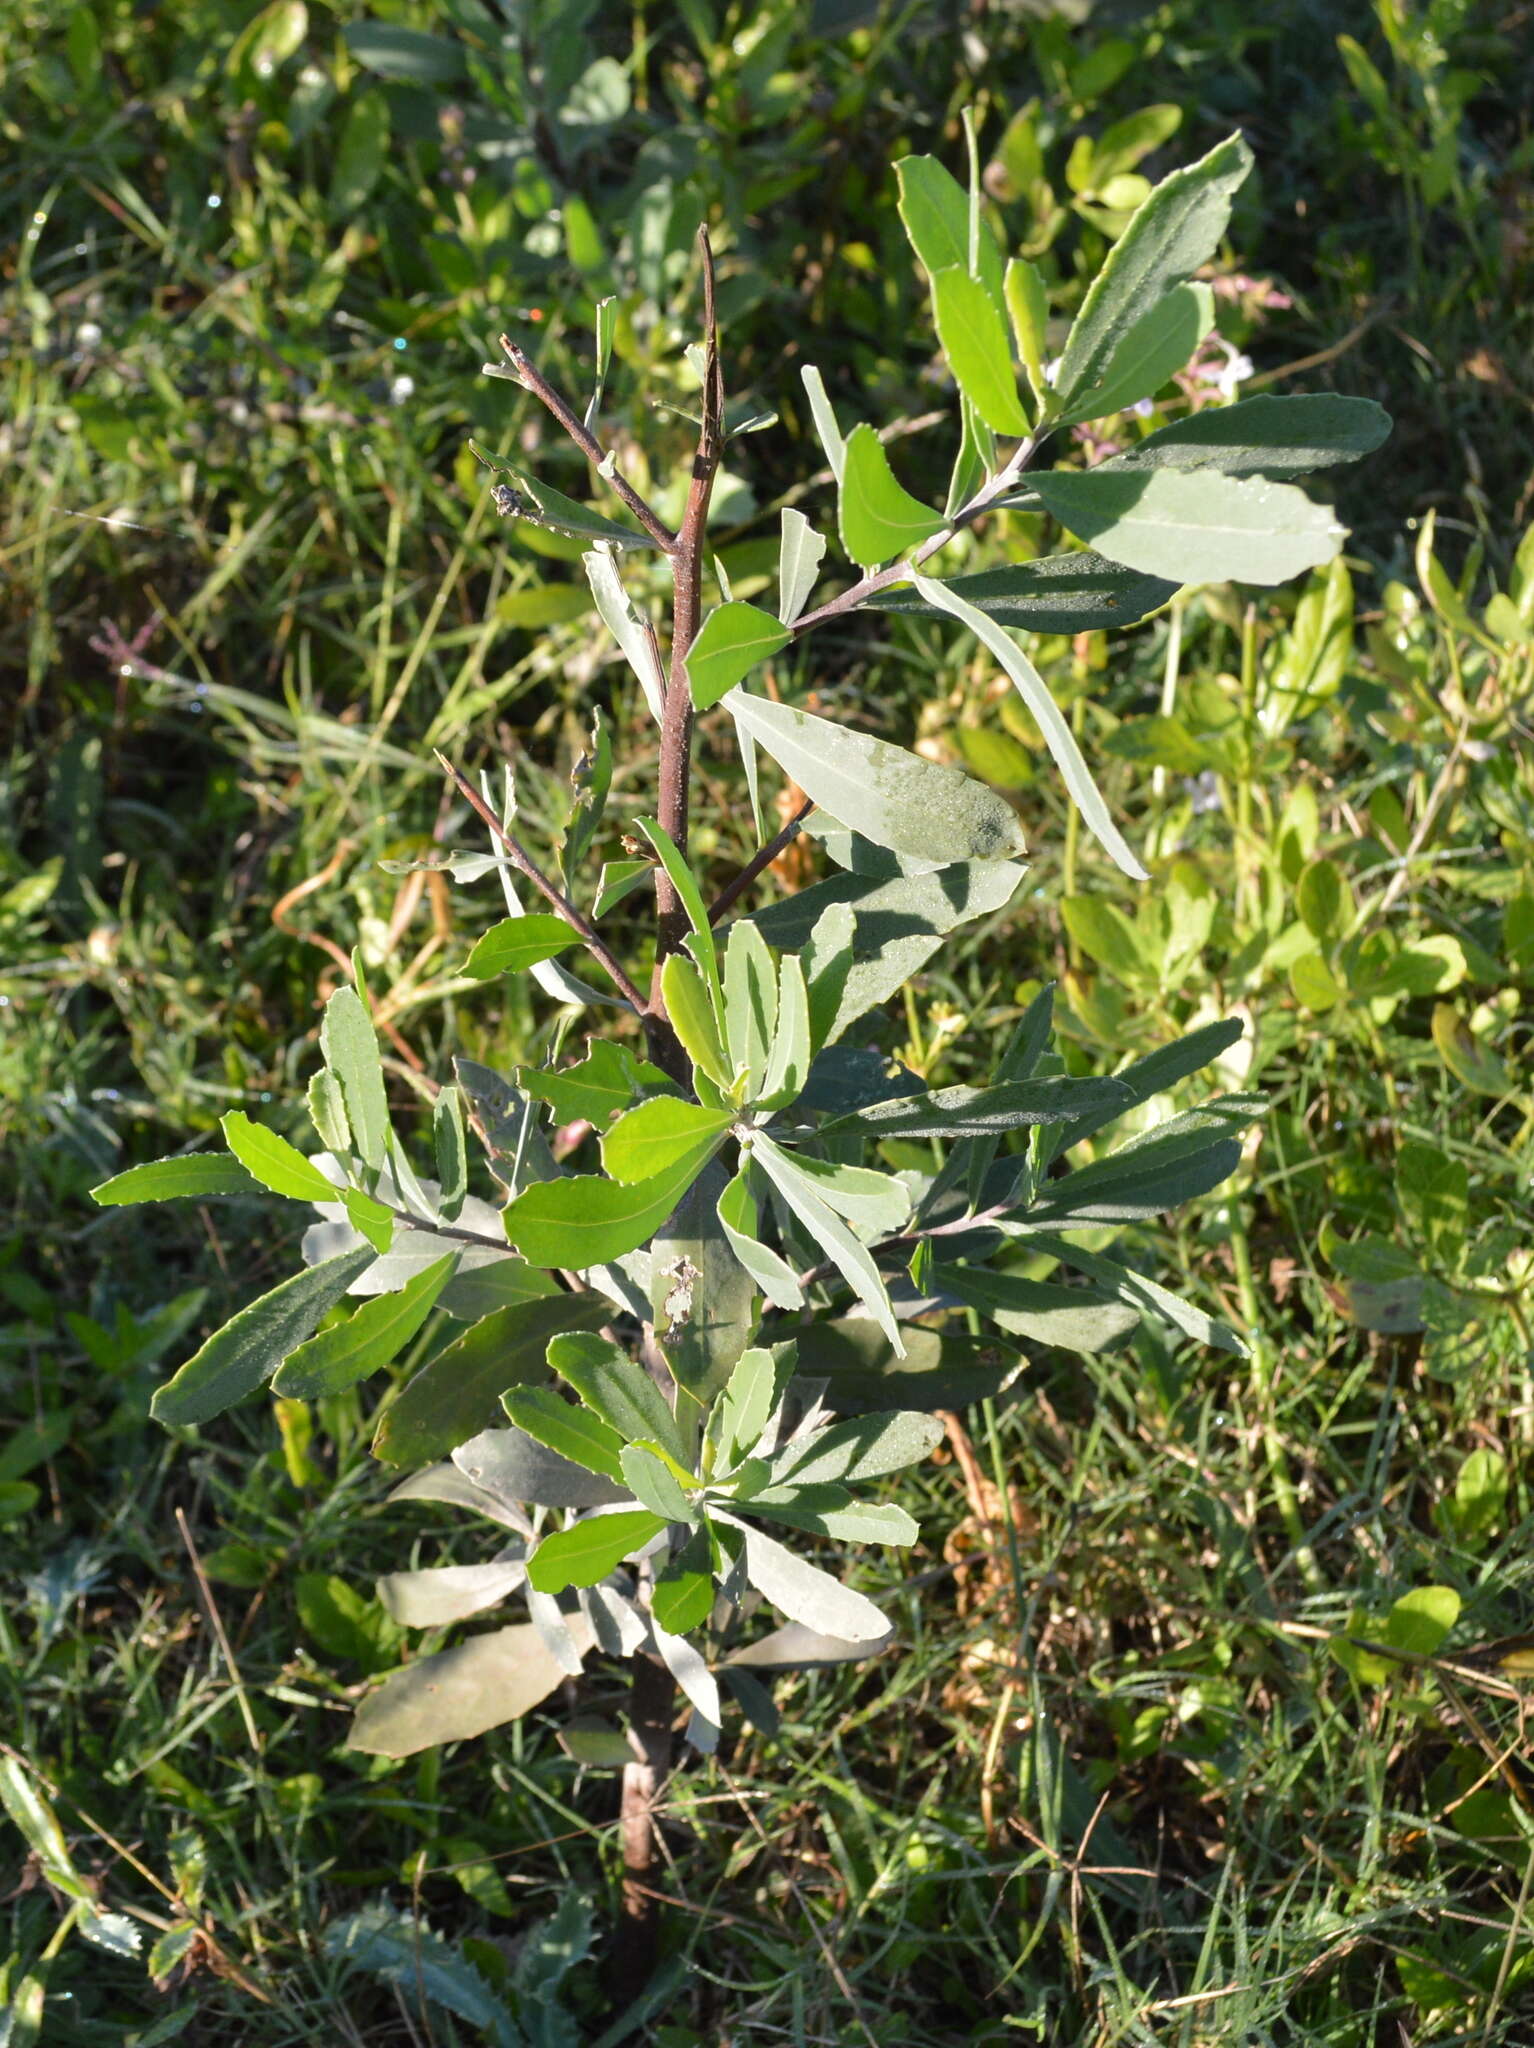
{"left": 546, "top": 1329, "right": 688, "bottom": 1462}
{"left": 800, "top": 365, "right": 846, "bottom": 483}
{"left": 932, "top": 266, "right": 1031, "bottom": 435}
{"left": 521, "top": 1041, "right": 647, "bottom": 1128}
{"left": 295, "top": 1572, "right": 403, "bottom": 1674}
{"left": 686, "top": 601, "right": 791, "bottom": 711}
{"left": 758, "top": 955, "right": 811, "bottom": 1108}
{"left": 584, "top": 546, "right": 666, "bottom": 722}
{"left": 712, "top": 1344, "right": 793, "bottom": 1470}
{"left": 620, "top": 1444, "right": 694, "bottom": 1522}
{"left": 526, "top": 1510, "right": 666, "bottom": 1594}
{"left": 751, "top": 1136, "right": 903, "bottom": 1354}
{"left": 220, "top": 1112, "right": 338, "bottom": 1204}
{"left": 1053, "top": 1017, "right": 1244, "bottom": 1154}
{"left": 759, "top": 1497, "right": 919, "bottom": 1546}
{"left": 774, "top": 1410, "right": 944, "bottom": 1488}
{"left": 91, "top": 1154, "right": 261, "bottom": 1206}
{"left": 1385, "top": 1585, "right": 1461, "bottom": 1659}
{"left": 652, "top": 1554, "right": 716, "bottom": 1635}
{"left": 343, "top": 21, "right": 466, "bottom": 84}
{"left": 637, "top": 818, "right": 722, "bottom": 1010}
{"left": 601, "top": 1097, "right": 734, "bottom": 1185}
{"left": 462, "top": 913, "right": 577, "bottom": 980}
{"left": 328, "top": 89, "right": 390, "bottom": 213}
{"left": 909, "top": 568, "right": 1149, "bottom": 880}
{"left": 482, "top": 458, "right": 658, "bottom": 550}
{"left": 724, "top": 918, "right": 778, "bottom": 1094}
{"left": 454, "top": 1424, "right": 629, "bottom": 1510}
{"left": 652, "top": 1160, "right": 755, "bottom": 1402}
{"left": 372, "top": 1292, "right": 610, "bottom": 1467}
{"left": 821, "top": 1072, "right": 1125, "bottom": 1141}
{"left": 727, "top": 690, "right": 1026, "bottom": 867}
{"left": 773, "top": 1151, "right": 911, "bottom": 1237}
{"left": 502, "top": 1144, "right": 720, "bottom": 1268}
{"left": 778, "top": 508, "right": 827, "bottom": 625}
{"left": 868, "top": 551, "right": 1178, "bottom": 635}
{"left": 791, "top": 1317, "right": 1018, "bottom": 1413}
{"left": 1052, "top": 132, "right": 1251, "bottom": 414}
{"left": 150, "top": 1247, "right": 376, "bottom": 1427}
{"left": 229, "top": 0, "right": 307, "bottom": 80}
{"left": 432, "top": 1088, "right": 468, "bottom": 1223}
{"left": 804, "top": 901, "right": 856, "bottom": 1054}
{"left": 936, "top": 1265, "right": 1138, "bottom": 1353}
{"left": 348, "top": 1622, "right": 590, "bottom": 1757}
{"left": 1106, "top": 393, "right": 1392, "bottom": 479}
{"left": 1025, "top": 1099, "right": 1259, "bottom": 1228}
{"left": 895, "top": 153, "right": 1004, "bottom": 307}
{"left": 273, "top": 1255, "right": 455, "bottom": 1398}
{"left": 343, "top": 1186, "right": 395, "bottom": 1254}
{"left": 308, "top": 1069, "right": 351, "bottom": 1154}
{"left": 752, "top": 858, "right": 1023, "bottom": 1044}
{"left": 321, "top": 985, "right": 390, "bottom": 1174}
{"left": 501, "top": 1386, "right": 627, "bottom": 1482}
{"left": 719, "top": 1513, "right": 888, "bottom": 1643}
{"left": 661, "top": 953, "right": 732, "bottom": 1091}
{"left": 1061, "top": 282, "right": 1213, "bottom": 423}
{"left": 1004, "top": 256, "right": 1049, "bottom": 405}
{"left": 1027, "top": 1234, "right": 1246, "bottom": 1355}
{"left": 717, "top": 1169, "right": 804, "bottom": 1311}
{"left": 838, "top": 423, "right": 947, "bottom": 568}
{"left": 1029, "top": 468, "right": 1345, "bottom": 589}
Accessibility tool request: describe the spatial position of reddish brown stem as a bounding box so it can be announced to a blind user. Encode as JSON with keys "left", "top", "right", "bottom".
{"left": 607, "top": 1650, "right": 677, "bottom": 2003}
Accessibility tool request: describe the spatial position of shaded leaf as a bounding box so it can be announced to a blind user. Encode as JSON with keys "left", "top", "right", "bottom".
{"left": 321, "top": 985, "right": 390, "bottom": 1174}
{"left": 1107, "top": 393, "right": 1392, "bottom": 479}
{"left": 866, "top": 551, "right": 1178, "bottom": 634}
{"left": 273, "top": 1254, "right": 455, "bottom": 1398}
{"left": 348, "top": 1620, "right": 592, "bottom": 1756}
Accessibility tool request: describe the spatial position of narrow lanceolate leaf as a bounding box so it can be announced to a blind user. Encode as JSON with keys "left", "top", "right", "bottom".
{"left": 273, "top": 1255, "right": 456, "bottom": 1398}
{"left": 372, "top": 1292, "right": 610, "bottom": 1467}
{"left": 775, "top": 1410, "right": 944, "bottom": 1487}
{"left": 503, "top": 1146, "right": 721, "bottom": 1269}
{"left": 760, "top": 1497, "right": 919, "bottom": 1546}
{"left": 800, "top": 365, "right": 846, "bottom": 482}
{"left": 432, "top": 1087, "right": 468, "bottom": 1223}
{"left": 724, "top": 918, "right": 778, "bottom": 1093}
{"left": 653, "top": 1622, "right": 721, "bottom": 1739}
{"left": 1053, "top": 132, "right": 1252, "bottom": 414}
{"left": 344, "top": 1186, "right": 395, "bottom": 1254}
{"left": 91, "top": 1154, "right": 260, "bottom": 1206}
{"left": 714, "top": 1345, "right": 792, "bottom": 1470}
{"left": 601, "top": 1097, "right": 734, "bottom": 1185}
{"left": 348, "top": 1621, "right": 591, "bottom": 1756}
{"left": 1004, "top": 256, "right": 1049, "bottom": 404}
{"left": 1060, "top": 281, "right": 1213, "bottom": 424}
{"left": 866, "top": 554, "right": 1179, "bottom": 635}
{"left": 308, "top": 1070, "right": 351, "bottom": 1154}
{"left": 819, "top": 1072, "right": 1128, "bottom": 1141}
{"left": 376, "top": 1558, "right": 528, "bottom": 1629}
{"left": 773, "top": 1151, "right": 911, "bottom": 1238}
{"left": 546, "top": 1330, "right": 689, "bottom": 1463}
{"left": 778, "top": 507, "right": 828, "bottom": 625}
{"left": 502, "top": 1385, "right": 627, "bottom": 1482}
{"left": 637, "top": 818, "right": 722, "bottom": 1010}
{"left": 751, "top": 1136, "right": 904, "bottom": 1355}
{"left": 462, "top": 913, "right": 577, "bottom": 980}
{"left": 491, "top": 461, "right": 658, "bottom": 550}
{"left": 717, "top": 1170, "right": 804, "bottom": 1311}
{"left": 620, "top": 1444, "right": 695, "bottom": 1523}
{"left": 584, "top": 545, "right": 666, "bottom": 722}
{"left": 895, "top": 153, "right": 1004, "bottom": 307}
{"left": 720, "top": 1513, "right": 889, "bottom": 1644}
{"left": 1106, "top": 393, "right": 1393, "bottom": 479}
{"left": 727, "top": 690, "right": 1026, "bottom": 867}
{"left": 150, "top": 1247, "right": 376, "bottom": 1426}
{"left": 526, "top": 1510, "right": 666, "bottom": 1593}
{"left": 932, "top": 266, "right": 1031, "bottom": 435}
{"left": 935, "top": 1265, "right": 1139, "bottom": 1353}
{"left": 220, "top": 1112, "right": 339, "bottom": 1204}
{"left": 1029, "top": 467, "right": 1346, "bottom": 589}
{"left": 686, "top": 602, "right": 792, "bottom": 712}
{"left": 839, "top": 423, "right": 947, "bottom": 568}
{"left": 661, "top": 953, "right": 732, "bottom": 1091}
{"left": 1027, "top": 1232, "right": 1246, "bottom": 1355}
{"left": 758, "top": 955, "right": 811, "bottom": 1108}
{"left": 910, "top": 569, "right": 1149, "bottom": 881}
{"left": 321, "top": 985, "right": 390, "bottom": 1173}
{"left": 453, "top": 1424, "right": 629, "bottom": 1510}
{"left": 650, "top": 1160, "right": 755, "bottom": 1403}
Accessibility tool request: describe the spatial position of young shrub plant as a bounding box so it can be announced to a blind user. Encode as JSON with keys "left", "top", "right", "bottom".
{"left": 94, "top": 126, "right": 1386, "bottom": 1981}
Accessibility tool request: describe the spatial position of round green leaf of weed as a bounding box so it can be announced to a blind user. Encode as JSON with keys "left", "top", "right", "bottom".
{"left": 463, "top": 914, "right": 578, "bottom": 980}
{"left": 601, "top": 1097, "right": 733, "bottom": 1185}
{"left": 1385, "top": 1585, "right": 1461, "bottom": 1659}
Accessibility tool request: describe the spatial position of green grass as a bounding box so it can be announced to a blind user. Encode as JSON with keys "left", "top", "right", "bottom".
{"left": 5, "top": 0, "right": 1534, "bottom": 2040}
